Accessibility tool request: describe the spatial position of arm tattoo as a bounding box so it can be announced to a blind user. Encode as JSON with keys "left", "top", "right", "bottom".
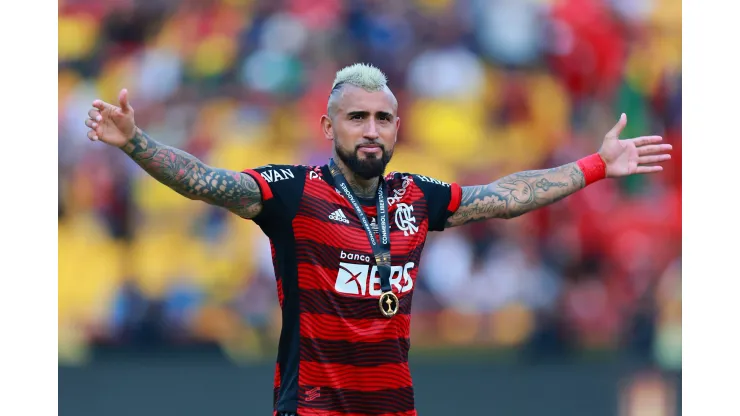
{"left": 121, "top": 128, "right": 263, "bottom": 218}
{"left": 445, "top": 162, "right": 585, "bottom": 227}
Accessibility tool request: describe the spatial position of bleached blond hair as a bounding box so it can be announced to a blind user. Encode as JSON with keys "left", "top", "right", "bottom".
{"left": 327, "top": 63, "right": 396, "bottom": 117}
{"left": 331, "top": 63, "right": 388, "bottom": 91}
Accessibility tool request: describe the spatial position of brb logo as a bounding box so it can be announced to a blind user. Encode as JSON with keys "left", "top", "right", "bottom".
{"left": 335, "top": 252, "right": 414, "bottom": 296}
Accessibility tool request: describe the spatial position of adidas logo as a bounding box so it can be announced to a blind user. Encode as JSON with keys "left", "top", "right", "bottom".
{"left": 329, "top": 209, "right": 350, "bottom": 224}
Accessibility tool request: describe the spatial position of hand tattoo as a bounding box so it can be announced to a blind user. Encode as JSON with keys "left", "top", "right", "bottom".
{"left": 446, "top": 163, "right": 584, "bottom": 227}
{"left": 121, "top": 129, "right": 263, "bottom": 218}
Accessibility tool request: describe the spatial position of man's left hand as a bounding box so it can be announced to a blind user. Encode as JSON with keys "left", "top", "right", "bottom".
{"left": 598, "top": 113, "right": 673, "bottom": 178}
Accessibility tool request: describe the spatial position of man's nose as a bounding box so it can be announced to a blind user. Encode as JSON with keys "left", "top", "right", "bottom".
{"left": 364, "top": 119, "right": 379, "bottom": 139}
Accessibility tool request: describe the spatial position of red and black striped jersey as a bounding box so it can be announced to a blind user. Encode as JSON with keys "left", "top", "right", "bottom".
{"left": 242, "top": 163, "right": 462, "bottom": 416}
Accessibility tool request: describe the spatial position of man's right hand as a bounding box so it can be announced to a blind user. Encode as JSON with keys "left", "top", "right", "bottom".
{"left": 85, "top": 88, "right": 265, "bottom": 219}
{"left": 85, "top": 88, "right": 137, "bottom": 148}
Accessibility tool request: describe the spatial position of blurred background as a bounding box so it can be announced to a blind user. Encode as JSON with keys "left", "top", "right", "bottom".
{"left": 58, "top": 0, "right": 681, "bottom": 414}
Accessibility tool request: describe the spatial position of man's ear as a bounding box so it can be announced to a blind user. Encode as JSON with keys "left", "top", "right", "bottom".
{"left": 320, "top": 115, "right": 333, "bottom": 141}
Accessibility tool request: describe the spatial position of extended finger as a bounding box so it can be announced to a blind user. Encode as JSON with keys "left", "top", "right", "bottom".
{"left": 629, "top": 136, "right": 663, "bottom": 147}
{"left": 87, "top": 129, "right": 99, "bottom": 141}
{"left": 119, "top": 88, "right": 132, "bottom": 113}
{"left": 606, "top": 113, "right": 627, "bottom": 138}
{"left": 636, "top": 165, "right": 663, "bottom": 174}
{"left": 638, "top": 154, "right": 671, "bottom": 164}
{"left": 84, "top": 118, "right": 97, "bottom": 129}
{"left": 92, "top": 99, "right": 115, "bottom": 111}
{"left": 637, "top": 144, "right": 673, "bottom": 156}
{"left": 88, "top": 109, "right": 102, "bottom": 122}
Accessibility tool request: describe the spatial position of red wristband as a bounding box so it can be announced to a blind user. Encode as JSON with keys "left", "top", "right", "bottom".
{"left": 577, "top": 153, "right": 607, "bottom": 186}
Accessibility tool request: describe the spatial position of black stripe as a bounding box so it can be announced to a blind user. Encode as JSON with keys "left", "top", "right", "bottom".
{"left": 249, "top": 165, "right": 307, "bottom": 235}
{"left": 300, "top": 289, "right": 412, "bottom": 319}
{"left": 298, "top": 386, "right": 415, "bottom": 414}
{"left": 253, "top": 167, "right": 306, "bottom": 413}
{"left": 300, "top": 337, "right": 409, "bottom": 366}
{"left": 274, "top": 229, "right": 301, "bottom": 412}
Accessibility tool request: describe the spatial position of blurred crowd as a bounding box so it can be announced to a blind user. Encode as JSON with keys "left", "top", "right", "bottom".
{"left": 58, "top": 0, "right": 681, "bottom": 369}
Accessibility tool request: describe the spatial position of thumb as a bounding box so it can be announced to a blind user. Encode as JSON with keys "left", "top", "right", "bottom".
{"left": 606, "top": 113, "right": 627, "bottom": 139}
{"left": 118, "top": 88, "right": 133, "bottom": 113}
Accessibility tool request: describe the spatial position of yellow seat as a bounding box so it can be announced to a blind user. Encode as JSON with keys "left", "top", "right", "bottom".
{"left": 438, "top": 308, "right": 481, "bottom": 346}
{"left": 413, "top": 0, "right": 456, "bottom": 13}
{"left": 526, "top": 72, "right": 571, "bottom": 155}
{"left": 58, "top": 69, "right": 82, "bottom": 109}
{"left": 407, "top": 99, "right": 487, "bottom": 167}
{"left": 128, "top": 229, "right": 187, "bottom": 297}
{"left": 58, "top": 14, "right": 100, "bottom": 61}
{"left": 209, "top": 139, "right": 298, "bottom": 172}
{"left": 488, "top": 303, "right": 535, "bottom": 347}
{"left": 132, "top": 175, "right": 196, "bottom": 215}
{"left": 58, "top": 217, "right": 123, "bottom": 326}
{"left": 192, "top": 306, "right": 241, "bottom": 342}
{"left": 187, "top": 34, "right": 238, "bottom": 79}
{"left": 386, "top": 144, "right": 457, "bottom": 183}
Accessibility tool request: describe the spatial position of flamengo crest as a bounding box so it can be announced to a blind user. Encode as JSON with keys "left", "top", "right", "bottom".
{"left": 394, "top": 203, "right": 418, "bottom": 236}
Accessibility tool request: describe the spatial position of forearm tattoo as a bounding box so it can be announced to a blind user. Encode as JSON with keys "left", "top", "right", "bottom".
{"left": 121, "top": 129, "right": 263, "bottom": 218}
{"left": 445, "top": 163, "right": 586, "bottom": 227}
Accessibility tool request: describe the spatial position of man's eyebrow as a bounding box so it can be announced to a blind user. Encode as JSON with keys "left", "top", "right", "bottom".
{"left": 347, "top": 111, "right": 369, "bottom": 117}
{"left": 346, "top": 110, "right": 394, "bottom": 118}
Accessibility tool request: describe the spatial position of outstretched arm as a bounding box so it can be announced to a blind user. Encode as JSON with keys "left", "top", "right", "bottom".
{"left": 121, "top": 128, "right": 263, "bottom": 219}
{"left": 84, "top": 89, "right": 264, "bottom": 219}
{"left": 445, "top": 114, "right": 672, "bottom": 228}
{"left": 445, "top": 162, "right": 585, "bottom": 226}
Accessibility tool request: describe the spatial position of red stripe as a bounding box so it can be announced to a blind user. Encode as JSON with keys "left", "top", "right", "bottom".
{"left": 300, "top": 313, "right": 411, "bottom": 342}
{"left": 297, "top": 263, "right": 342, "bottom": 291}
{"left": 298, "top": 263, "right": 344, "bottom": 291}
{"left": 276, "top": 277, "right": 284, "bottom": 308}
{"left": 274, "top": 362, "right": 280, "bottom": 389}
{"left": 299, "top": 362, "right": 413, "bottom": 391}
{"left": 293, "top": 216, "right": 429, "bottom": 253}
{"left": 241, "top": 169, "right": 274, "bottom": 200}
{"left": 299, "top": 336, "right": 410, "bottom": 366}
{"left": 294, "top": 216, "right": 372, "bottom": 252}
{"left": 296, "top": 410, "right": 417, "bottom": 416}
{"left": 304, "top": 178, "right": 343, "bottom": 202}
{"left": 447, "top": 183, "right": 462, "bottom": 212}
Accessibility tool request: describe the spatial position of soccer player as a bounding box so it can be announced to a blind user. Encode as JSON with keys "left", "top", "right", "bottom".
{"left": 83, "top": 63, "right": 671, "bottom": 416}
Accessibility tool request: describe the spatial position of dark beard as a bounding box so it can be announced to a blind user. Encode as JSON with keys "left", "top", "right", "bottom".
{"left": 334, "top": 141, "right": 393, "bottom": 180}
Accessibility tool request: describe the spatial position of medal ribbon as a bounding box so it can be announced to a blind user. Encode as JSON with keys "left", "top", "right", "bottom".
{"left": 328, "top": 159, "right": 392, "bottom": 294}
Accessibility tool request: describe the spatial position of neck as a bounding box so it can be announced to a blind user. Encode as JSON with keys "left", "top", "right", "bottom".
{"left": 332, "top": 156, "right": 379, "bottom": 199}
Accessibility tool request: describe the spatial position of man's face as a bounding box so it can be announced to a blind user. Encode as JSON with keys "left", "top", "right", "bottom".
{"left": 322, "top": 85, "right": 400, "bottom": 180}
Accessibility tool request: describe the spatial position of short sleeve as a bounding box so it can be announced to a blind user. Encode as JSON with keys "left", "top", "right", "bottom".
{"left": 411, "top": 174, "right": 462, "bottom": 232}
{"left": 241, "top": 164, "right": 306, "bottom": 233}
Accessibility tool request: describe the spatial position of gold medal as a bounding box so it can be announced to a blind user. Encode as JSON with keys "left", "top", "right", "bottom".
{"left": 379, "top": 291, "right": 399, "bottom": 318}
